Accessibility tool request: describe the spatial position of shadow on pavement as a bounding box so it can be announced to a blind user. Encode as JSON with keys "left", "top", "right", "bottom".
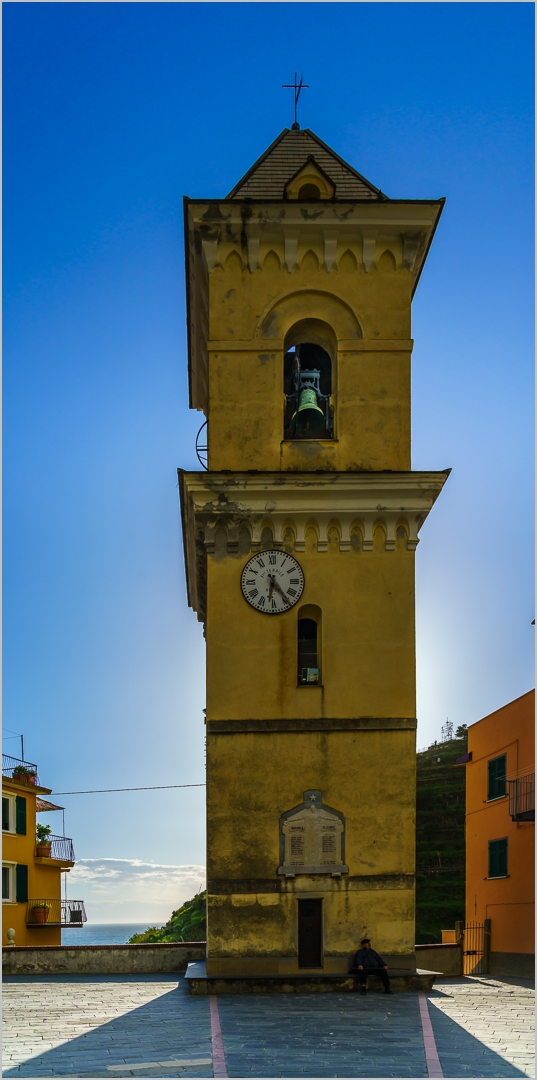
{"left": 427, "top": 977, "right": 533, "bottom": 1079}
{"left": 2, "top": 975, "right": 212, "bottom": 1079}
{"left": 2, "top": 973, "right": 533, "bottom": 1079}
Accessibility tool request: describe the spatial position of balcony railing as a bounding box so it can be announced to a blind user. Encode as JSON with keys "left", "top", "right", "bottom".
{"left": 2, "top": 753, "right": 40, "bottom": 787}
{"left": 35, "top": 835, "right": 75, "bottom": 862}
{"left": 27, "top": 899, "right": 87, "bottom": 926}
{"left": 507, "top": 773, "right": 535, "bottom": 821}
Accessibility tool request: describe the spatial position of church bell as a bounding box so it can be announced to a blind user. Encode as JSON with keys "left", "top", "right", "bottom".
{"left": 292, "top": 386, "right": 326, "bottom": 435}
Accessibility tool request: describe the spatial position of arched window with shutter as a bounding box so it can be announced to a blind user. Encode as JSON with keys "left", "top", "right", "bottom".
{"left": 297, "top": 605, "right": 322, "bottom": 685}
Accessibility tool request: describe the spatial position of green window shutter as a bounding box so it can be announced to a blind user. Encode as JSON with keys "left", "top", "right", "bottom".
{"left": 15, "top": 795, "right": 27, "bottom": 835}
{"left": 488, "top": 838, "right": 508, "bottom": 878}
{"left": 487, "top": 755, "right": 506, "bottom": 800}
{"left": 16, "top": 863, "right": 28, "bottom": 903}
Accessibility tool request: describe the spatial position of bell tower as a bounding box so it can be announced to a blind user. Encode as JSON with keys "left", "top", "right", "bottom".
{"left": 180, "top": 127, "right": 448, "bottom": 979}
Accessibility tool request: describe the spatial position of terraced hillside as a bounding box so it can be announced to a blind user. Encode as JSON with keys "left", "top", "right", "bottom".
{"left": 416, "top": 733, "right": 467, "bottom": 943}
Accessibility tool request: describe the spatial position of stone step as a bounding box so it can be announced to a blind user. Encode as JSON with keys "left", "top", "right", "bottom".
{"left": 186, "top": 960, "right": 440, "bottom": 995}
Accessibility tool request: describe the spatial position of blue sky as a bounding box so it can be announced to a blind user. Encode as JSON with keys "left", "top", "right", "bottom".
{"left": 3, "top": 2, "right": 534, "bottom": 922}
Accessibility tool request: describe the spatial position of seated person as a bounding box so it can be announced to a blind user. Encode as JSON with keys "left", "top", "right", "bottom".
{"left": 350, "top": 937, "right": 393, "bottom": 994}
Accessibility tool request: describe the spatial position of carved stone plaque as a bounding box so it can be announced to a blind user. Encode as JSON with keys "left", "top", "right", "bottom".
{"left": 278, "top": 789, "right": 348, "bottom": 877}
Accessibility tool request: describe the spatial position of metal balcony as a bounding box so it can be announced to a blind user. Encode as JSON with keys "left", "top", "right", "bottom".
{"left": 35, "top": 835, "right": 75, "bottom": 862}
{"left": 507, "top": 773, "right": 535, "bottom": 821}
{"left": 2, "top": 753, "right": 40, "bottom": 787}
{"left": 26, "top": 899, "right": 87, "bottom": 927}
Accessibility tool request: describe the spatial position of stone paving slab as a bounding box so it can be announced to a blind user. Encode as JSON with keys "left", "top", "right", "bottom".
{"left": 2, "top": 975, "right": 213, "bottom": 1079}
{"left": 427, "top": 976, "right": 534, "bottom": 1079}
{"left": 2, "top": 972, "right": 535, "bottom": 1078}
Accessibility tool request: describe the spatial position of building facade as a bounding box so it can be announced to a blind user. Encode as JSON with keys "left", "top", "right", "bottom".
{"left": 461, "top": 690, "right": 535, "bottom": 978}
{"left": 180, "top": 127, "right": 447, "bottom": 976}
{"left": 2, "top": 754, "right": 86, "bottom": 946}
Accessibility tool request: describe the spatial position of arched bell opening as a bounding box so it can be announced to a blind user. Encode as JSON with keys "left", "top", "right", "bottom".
{"left": 283, "top": 320, "right": 335, "bottom": 441}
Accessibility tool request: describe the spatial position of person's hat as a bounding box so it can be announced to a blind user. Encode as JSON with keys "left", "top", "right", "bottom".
{"left": 360, "top": 938, "right": 371, "bottom": 944}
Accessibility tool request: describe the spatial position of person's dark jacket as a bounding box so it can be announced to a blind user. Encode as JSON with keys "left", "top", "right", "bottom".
{"left": 351, "top": 947, "right": 386, "bottom": 970}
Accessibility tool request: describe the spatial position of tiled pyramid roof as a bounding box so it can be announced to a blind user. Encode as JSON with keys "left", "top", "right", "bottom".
{"left": 227, "top": 128, "right": 384, "bottom": 201}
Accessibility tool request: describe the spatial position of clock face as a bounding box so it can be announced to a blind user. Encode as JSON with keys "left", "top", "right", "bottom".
{"left": 241, "top": 550, "right": 305, "bottom": 614}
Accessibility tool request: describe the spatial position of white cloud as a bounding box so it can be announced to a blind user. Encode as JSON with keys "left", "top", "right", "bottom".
{"left": 67, "top": 859, "right": 206, "bottom": 924}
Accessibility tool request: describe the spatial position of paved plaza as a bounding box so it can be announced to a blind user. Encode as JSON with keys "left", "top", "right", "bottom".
{"left": 2, "top": 973, "right": 534, "bottom": 1079}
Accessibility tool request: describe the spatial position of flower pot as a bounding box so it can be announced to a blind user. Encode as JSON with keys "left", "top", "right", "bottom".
{"left": 13, "top": 771, "right": 37, "bottom": 785}
{"left": 36, "top": 844, "right": 52, "bottom": 857}
{"left": 32, "top": 907, "right": 49, "bottom": 924}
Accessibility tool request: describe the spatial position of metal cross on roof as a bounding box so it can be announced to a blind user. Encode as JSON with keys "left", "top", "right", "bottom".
{"left": 282, "top": 72, "right": 309, "bottom": 130}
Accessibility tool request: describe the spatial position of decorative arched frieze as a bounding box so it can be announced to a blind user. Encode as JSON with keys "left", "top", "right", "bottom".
{"left": 224, "top": 250, "right": 243, "bottom": 273}
{"left": 260, "top": 523, "right": 274, "bottom": 550}
{"left": 213, "top": 524, "right": 229, "bottom": 560}
{"left": 349, "top": 521, "right": 363, "bottom": 553}
{"left": 203, "top": 512, "right": 424, "bottom": 557}
{"left": 263, "top": 250, "right": 282, "bottom": 272}
{"left": 327, "top": 520, "right": 341, "bottom": 555}
{"left": 338, "top": 249, "right": 358, "bottom": 273}
{"left": 238, "top": 523, "right": 252, "bottom": 555}
{"left": 282, "top": 521, "right": 296, "bottom": 552}
{"left": 304, "top": 520, "right": 319, "bottom": 554}
{"left": 300, "top": 249, "right": 320, "bottom": 273}
{"left": 373, "top": 520, "right": 387, "bottom": 553}
{"left": 378, "top": 249, "right": 397, "bottom": 273}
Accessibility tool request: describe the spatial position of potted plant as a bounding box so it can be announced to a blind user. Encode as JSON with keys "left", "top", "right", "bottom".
{"left": 31, "top": 903, "right": 51, "bottom": 924}
{"left": 12, "top": 765, "right": 37, "bottom": 785}
{"left": 36, "top": 824, "right": 52, "bottom": 857}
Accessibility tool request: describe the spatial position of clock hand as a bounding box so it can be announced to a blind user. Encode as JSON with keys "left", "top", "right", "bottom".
{"left": 269, "top": 575, "right": 291, "bottom": 607}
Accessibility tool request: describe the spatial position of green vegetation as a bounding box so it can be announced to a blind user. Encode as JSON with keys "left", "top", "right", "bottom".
{"left": 415, "top": 729, "right": 467, "bottom": 944}
{"left": 128, "top": 890, "right": 206, "bottom": 943}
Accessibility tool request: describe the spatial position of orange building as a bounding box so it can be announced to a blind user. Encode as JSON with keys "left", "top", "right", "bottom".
{"left": 459, "top": 690, "right": 534, "bottom": 978}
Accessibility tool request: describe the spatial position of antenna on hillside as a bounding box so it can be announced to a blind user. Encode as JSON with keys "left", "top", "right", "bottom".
{"left": 441, "top": 719, "right": 453, "bottom": 743}
{"left": 282, "top": 72, "right": 309, "bottom": 130}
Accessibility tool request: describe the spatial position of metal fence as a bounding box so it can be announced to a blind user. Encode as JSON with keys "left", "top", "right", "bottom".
{"left": 27, "top": 899, "right": 87, "bottom": 926}
{"left": 36, "top": 835, "right": 75, "bottom": 862}
{"left": 508, "top": 773, "right": 535, "bottom": 821}
{"left": 463, "top": 920, "right": 491, "bottom": 975}
{"left": 2, "top": 753, "right": 40, "bottom": 787}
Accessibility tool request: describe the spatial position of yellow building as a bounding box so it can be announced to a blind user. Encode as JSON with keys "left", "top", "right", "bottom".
{"left": 2, "top": 753, "right": 86, "bottom": 946}
{"left": 180, "top": 127, "right": 448, "bottom": 977}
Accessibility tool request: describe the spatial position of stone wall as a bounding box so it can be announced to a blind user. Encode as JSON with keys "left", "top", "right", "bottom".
{"left": 490, "top": 952, "right": 535, "bottom": 979}
{"left": 2, "top": 941, "right": 206, "bottom": 976}
{"left": 415, "top": 942, "right": 462, "bottom": 976}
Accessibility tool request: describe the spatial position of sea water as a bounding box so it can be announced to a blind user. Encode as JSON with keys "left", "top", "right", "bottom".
{"left": 61, "top": 923, "right": 155, "bottom": 946}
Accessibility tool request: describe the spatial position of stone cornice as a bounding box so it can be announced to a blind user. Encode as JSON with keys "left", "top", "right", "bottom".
{"left": 206, "top": 718, "right": 417, "bottom": 734}
{"left": 178, "top": 469, "right": 449, "bottom": 620}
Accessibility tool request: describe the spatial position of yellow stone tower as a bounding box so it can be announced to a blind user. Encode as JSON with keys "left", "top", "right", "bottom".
{"left": 179, "top": 127, "right": 448, "bottom": 980}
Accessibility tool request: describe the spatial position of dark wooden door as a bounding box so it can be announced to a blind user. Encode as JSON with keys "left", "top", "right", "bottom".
{"left": 298, "top": 898, "right": 322, "bottom": 967}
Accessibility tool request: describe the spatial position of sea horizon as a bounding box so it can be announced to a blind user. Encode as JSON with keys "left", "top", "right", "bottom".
{"left": 61, "top": 922, "right": 159, "bottom": 946}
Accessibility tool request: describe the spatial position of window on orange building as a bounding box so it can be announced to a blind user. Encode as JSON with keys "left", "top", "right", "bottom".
{"left": 488, "top": 837, "right": 508, "bottom": 878}
{"left": 487, "top": 755, "right": 506, "bottom": 800}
